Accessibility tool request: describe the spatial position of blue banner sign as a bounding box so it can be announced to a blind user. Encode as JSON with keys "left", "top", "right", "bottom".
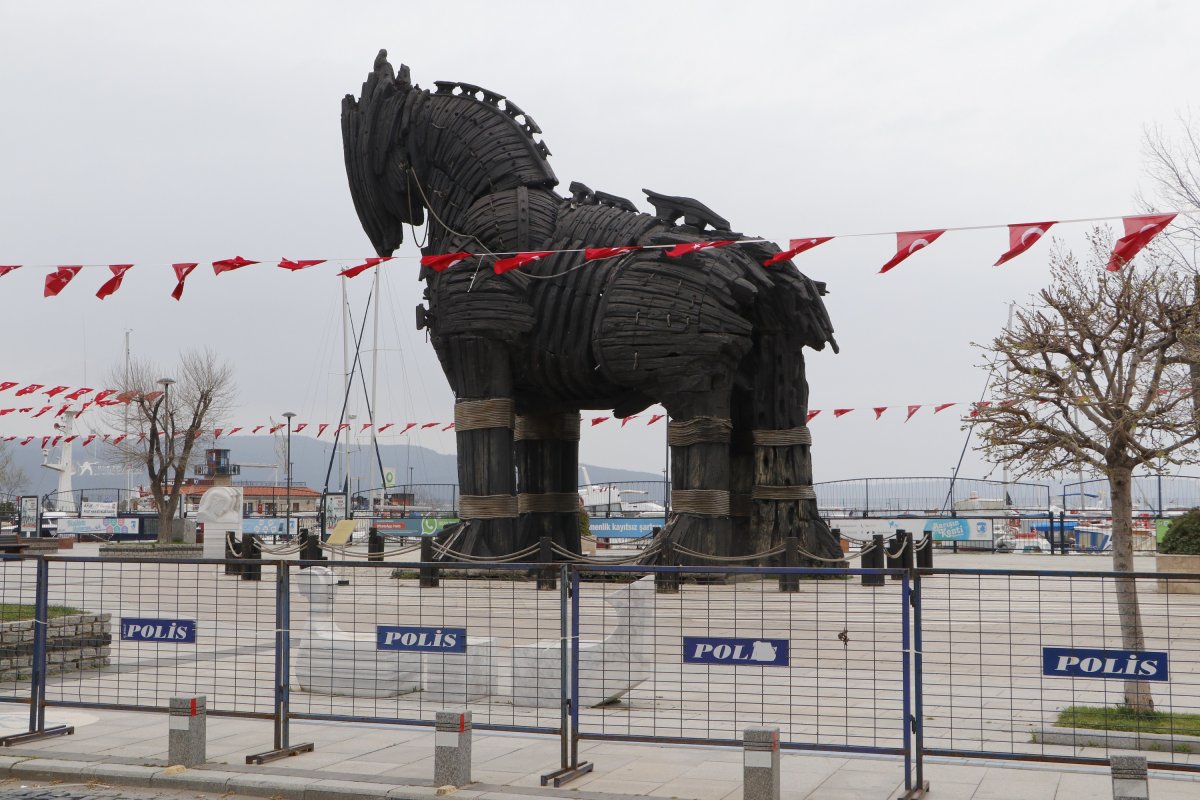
{"left": 683, "top": 636, "right": 789, "bottom": 666}
{"left": 588, "top": 517, "right": 665, "bottom": 538}
{"left": 1042, "top": 647, "right": 1168, "bottom": 681}
{"left": 120, "top": 618, "right": 197, "bottom": 643}
{"left": 377, "top": 626, "right": 467, "bottom": 653}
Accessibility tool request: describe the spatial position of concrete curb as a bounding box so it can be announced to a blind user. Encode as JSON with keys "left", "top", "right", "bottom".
{"left": 1037, "top": 727, "right": 1200, "bottom": 754}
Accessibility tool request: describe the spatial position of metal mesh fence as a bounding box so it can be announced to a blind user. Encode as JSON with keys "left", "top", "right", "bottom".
{"left": 0, "top": 556, "right": 38, "bottom": 706}
{"left": 918, "top": 569, "right": 1200, "bottom": 771}
{"left": 573, "top": 567, "right": 909, "bottom": 756}
{"left": 43, "top": 557, "right": 277, "bottom": 717}
{"left": 286, "top": 561, "right": 564, "bottom": 734}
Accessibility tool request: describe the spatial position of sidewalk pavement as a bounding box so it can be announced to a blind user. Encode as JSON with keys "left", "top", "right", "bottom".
{"left": 0, "top": 708, "right": 1198, "bottom": 800}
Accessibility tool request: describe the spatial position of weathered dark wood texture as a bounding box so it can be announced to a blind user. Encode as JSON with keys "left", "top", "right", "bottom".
{"left": 342, "top": 51, "right": 841, "bottom": 564}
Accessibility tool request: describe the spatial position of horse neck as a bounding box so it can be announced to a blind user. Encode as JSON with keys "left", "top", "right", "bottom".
{"left": 409, "top": 89, "right": 556, "bottom": 248}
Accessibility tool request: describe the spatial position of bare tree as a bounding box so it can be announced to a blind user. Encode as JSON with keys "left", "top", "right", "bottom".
{"left": 974, "top": 229, "right": 1200, "bottom": 714}
{"left": 105, "top": 349, "right": 235, "bottom": 543}
{"left": 0, "top": 441, "right": 27, "bottom": 496}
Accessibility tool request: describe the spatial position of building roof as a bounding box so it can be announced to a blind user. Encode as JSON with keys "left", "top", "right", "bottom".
{"left": 183, "top": 482, "right": 321, "bottom": 499}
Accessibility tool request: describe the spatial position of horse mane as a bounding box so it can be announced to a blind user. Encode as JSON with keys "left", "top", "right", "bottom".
{"left": 431, "top": 81, "right": 552, "bottom": 161}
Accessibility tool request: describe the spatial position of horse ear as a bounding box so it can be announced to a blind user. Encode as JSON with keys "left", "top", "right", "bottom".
{"left": 397, "top": 64, "right": 412, "bottom": 89}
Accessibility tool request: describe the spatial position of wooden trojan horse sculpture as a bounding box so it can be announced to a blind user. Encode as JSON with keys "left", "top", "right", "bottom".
{"left": 342, "top": 51, "right": 841, "bottom": 565}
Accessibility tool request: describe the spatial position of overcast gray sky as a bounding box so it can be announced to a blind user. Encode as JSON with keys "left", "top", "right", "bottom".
{"left": 1, "top": 0, "right": 1197, "bottom": 484}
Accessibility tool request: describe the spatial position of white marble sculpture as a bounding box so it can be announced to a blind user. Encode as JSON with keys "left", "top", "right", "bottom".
{"left": 196, "top": 486, "right": 243, "bottom": 559}
{"left": 511, "top": 575, "right": 654, "bottom": 708}
{"left": 292, "top": 566, "right": 420, "bottom": 698}
{"left": 421, "top": 635, "right": 496, "bottom": 703}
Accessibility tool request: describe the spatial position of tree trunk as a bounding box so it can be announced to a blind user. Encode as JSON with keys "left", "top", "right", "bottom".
{"left": 1109, "top": 464, "right": 1154, "bottom": 713}
{"left": 1190, "top": 276, "right": 1200, "bottom": 437}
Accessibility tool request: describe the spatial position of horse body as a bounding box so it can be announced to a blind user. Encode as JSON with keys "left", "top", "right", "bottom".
{"left": 343, "top": 52, "right": 842, "bottom": 564}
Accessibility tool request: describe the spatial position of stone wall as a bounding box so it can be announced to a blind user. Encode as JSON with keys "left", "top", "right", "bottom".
{"left": 0, "top": 613, "right": 112, "bottom": 681}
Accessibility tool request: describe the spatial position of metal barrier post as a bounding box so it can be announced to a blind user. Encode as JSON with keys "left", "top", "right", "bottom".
{"left": 0, "top": 556, "right": 73, "bottom": 746}
{"left": 367, "top": 526, "right": 383, "bottom": 562}
{"left": 862, "top": 534, "right": 885, "bottom": 586}
{"left": 246, "top": 562, "right": 314, "bottom": 764}
{"left": 537, "top": 536, "right": 557, "bottom": 590}
{"left": 419, "top": 537, "right": 439, "bottom": 588}
{"left": 241, "top": 534, "right": 262, "bottom": 581}
{"left": 541, "top": 565, "right": 592, "bottom": 787}
{"left": 779, "top": 535, "right": 799, "bottom": 593}
{"left": 909, "top": 571, "right": 928, "bottom": 798}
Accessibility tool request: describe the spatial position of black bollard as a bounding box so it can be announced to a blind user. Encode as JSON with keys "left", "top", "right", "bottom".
{"left": 536, "top": 536, "right": 557, "bottom": 590}
{"left": 419, "top": 535, "right": 439, "bottom": 588}
{"left": 240, "top": 534, "right": 262, "bottom": 582}
{"left": 916, "top": 531, "right": 933, "bottom": 569}
{"left": 368, "top": 526, "right": 384, "bottom": 562}
{"left": 861, "top": 534, "right": 885, "bottom": 587}
{"left": 224, "top": 532, "right": 242, "bottom": 576}
{"left": 778, "top": 534, "right": 799, "bottom": 593}
{"left": 300, "top": 527, "right": 324, "bottom": 563}
{"left": 887, "top": 529, "right": 913, "bottom": 580}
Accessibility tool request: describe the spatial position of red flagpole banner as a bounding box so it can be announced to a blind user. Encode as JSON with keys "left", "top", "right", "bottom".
{"left": 44, "top": 266, "right": 82, "bottom": 297}
{"left": 0, "top": 266, "right": 20, "bottom": 278}
{"left": 665, "top": 240, "right": 737, "bottom": 258}
{"left": 278, "top": 258, "right": 326, "bottom": 271}
{"left": 905, "top": 404, "right": 921, "bottom": 422}
{"left": 1106, "top": 213, "right": 1177, "bottom": 271}
{"left": 584, "top": 246, "right": 641, "bottom": 262}
{"left": 879, "top": 230, "right": 945, "bottom": 274}
{"left": 763, "top": 237, "right": 833, "bottom": 267}
{"left": 212, "top": 256, "right": 258, "bottom": 274}
{"left": 95, "top": 264, "right": 133, "bottom": 299}
{"left": 339, "top": 257, "right": 391, "bottom": 278}
{"left": 494, "top": 251, "right": 553, "bottom": 274}
{"left": 420, "top": 252, "right": 472, "bottom": 272}
{"left": 171, "top": 263, "right": 197, "bottom": 301}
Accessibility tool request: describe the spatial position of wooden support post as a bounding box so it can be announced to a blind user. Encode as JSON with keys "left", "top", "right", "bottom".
{"left": 368, "top": 526, "right": 384, "bottom": 562}
{"left": 862, "top": 534, "right": 885, "bottom": 587}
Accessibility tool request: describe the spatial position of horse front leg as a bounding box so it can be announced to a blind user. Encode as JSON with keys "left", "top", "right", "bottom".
{"left": 515, "top": 412, "right": 583, "bottom": 555}
{"left": 660, "top": 385, "right": 734, "bottom": 563}
{"left": 442, "top": 336, "right": 519, "bottom": 558}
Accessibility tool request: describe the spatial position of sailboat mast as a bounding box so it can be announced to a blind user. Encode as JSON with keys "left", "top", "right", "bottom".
{"left": 342, "top": 276, "right": 352, "bottom": 498}
{"left": 370, "top": 265, "right": 382, "bottom": 513}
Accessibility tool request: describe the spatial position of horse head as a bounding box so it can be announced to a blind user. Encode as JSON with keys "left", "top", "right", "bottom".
{"left": 341, "top": 50, "right": 422, "bottom": 257}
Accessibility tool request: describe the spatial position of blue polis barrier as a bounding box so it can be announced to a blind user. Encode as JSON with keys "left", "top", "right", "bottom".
{"left": 1, "top": 554, "right": 1198, "bottom": 789}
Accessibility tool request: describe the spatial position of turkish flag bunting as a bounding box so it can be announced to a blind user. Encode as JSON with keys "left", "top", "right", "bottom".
{"left": 227, "top": 427, "right": 242, "bottom": 436}
{"left": 82, "top": 435, "right": 95, "bottom": 446}
{"left": 278, "top": 258, "right": 326, "bottom": 271}
{"left": 421, "top": 252, "right": 473, "bottom": 272}
{"left": 44, "top": 386, "right": 69, "bottom": 398}
{"left": 252, "top": 426, "right": 263, "bottom": 434}
{"left": 339, "top": 257, "right": 391, "bottom": 278}
{"left": 421, "top": 422, "right": 439, "bottom": 429}
{"left": 833, "top": 408, "right": 854, "bottom": 418}
{"left": 994, "top": 222, "right": 1056, "bottom": 266}
{"left": 494, "top": 251, "right": 553, "bottom": 274}
{"left": 0, "top": 382, "right": 15, "bottom": 392}
{"left": 806, "top": 410, "right": 821, "bottom": 422}
{"left": 114, "top": 390, "right": 138, "bottom": 403}
{"left": 317, "top": 424, "right": 328, "bottom": 437}
{"left": 621, "top": 415, "right": 638, "bottom": 427}
{"left": 20, "top": 437, "right": 33, "bottom": 446}
{"left": 584, "top": 246, "right": 640, "bottom": 262}
{"left": 970, "top": 401, "right": 992, "bottom": 418}
{"left": 112, "top": 434, "right": 126, "bottom": 445}
{"left": 0, "top": 266, "right": 20, "bottom": 277}
{"left": 270, "top": 424, "right": 284, "bottom": 434}
{"left": 212, "top": 256, "right": 258, "bottom": 274}
{"left": 906, "top": 404, "right": 922, "bottom": 422}
{"left": 45, "top": 266, "right": 82, "bottom": 297}
{"left": 293, "top": 423, "right": 307, "bottom": 433}
{"left": 1106, "top": 213, "right": 1176, "bottom": 271}
{"left": 377, "top": 423, "right": 394, "bottom": 433}
{"left": 0, "top": 409, "right": 10, "bottom": 415}
{"left": 666, "top": 240, "right": 737, "bottom": 258}
{"left": 763, "top": 237, "right": 833, "bottom": 267}
{"left": 361, "top": 423, "right": 372, "bottom": 432}
{"left": 64, "top": 388, "right": 92, "bottom": 401}
{"left": 32, "top": 406, "right": 50, "bottom": 418}
{"left": 16, "top": 384, "right": 43, "bottom": 396}
{"left": 647, "top": 414, "right": 665, "bottom": 425}
{"left": 95, "top": 264, "right": 133, "bottom": 299}
{"left": 143, "top": 390, "right": 163, "bottom": 403}
{"left": 41, "top": 437, "right": 50, "bottom": 449}
{"left": 213, "top": 428, "right": 223, "bottom": 438}
{"left": 171, "top": 263, "right": 198, "bottom": 301}
{"left": 873, "top": 407, "right": 887, "bottom": 419}
{"left": 442, "top": 423, "right": 455, "bottom": 431}
{"left": 336, "top": 423, "right": 350, "bottom": 433}
{"left": 591, "top": 416, "right": 608, "bottom": 426}
{"left": 64, "top": 436, "right": 76, "bottom": 443}
{"left": 879, "top": 230, "right": 945, "bottom": 273}
{"left": 933, "top": 403, "right": 956, "bottom": 414}
{"left": 401, "top": 423, "right": 418, "bottom": 434}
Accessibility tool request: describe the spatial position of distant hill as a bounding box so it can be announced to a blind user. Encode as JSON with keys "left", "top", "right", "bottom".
{"left": 4, "top": 435, "right": 662, "bottom": 496}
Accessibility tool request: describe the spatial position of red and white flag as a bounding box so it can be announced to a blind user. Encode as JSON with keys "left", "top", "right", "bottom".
{"left": 584, "top": 246, "right": 641, "bottom": 262}
{"left": 400, "top": 423, "right": 418, "bottom": 434}
{"left": 994, "top": 222, "right": 1056, "bottom": 266}
{"left": 63, "top": 388, "right": 92, "bottom": 401}
{"left": 171, "top": 263, "right": 198, "bottom": 301}
{"left": 16, "top": 384, "right": 43, "bottom": 396}
{"left": 442, "top": 422, "right": 455, "bottom": 431}
{"left": 873, "top": 407, "right": 887, "bottom": 420}
{"left": 44, "top": 386, "right": 69, "bottom": 398}
{"left": 45, "top": 266, "right": 82, "bottom": 297}
{"left": 377, "top": 423, "right": 394, "bottom": 433}
{"left": 339, "top": 257, "right": 391, "bottom": 278}
{"left": 879, "top": 230, "right": 945, "bottom": 274}
{"left": 0, "top": 382, "right": 15, "bottom": 393}
{"left": 590, "top": 416, "right": 608, "bottom": 426}
{"left": 294, "top": 423, "right": 307, "bottom": 433}
{"left": 96, "top": 264, "right": 134, "bottom": 299}
{"left": 317, "top": 424, "right": 329, "bottom": 437}
{"left": 421, "top": 252, "right": 473, "bottom": 272}
{"left": 933, "top": 403, "right": 956, "bottom": 414}
{"left": 421, "top": 422, "right": 439, "bottom": 429}
{"left": 212, "top": 256, "right": 258, "bottom": 274}
{"left": 277, "top": 258, "right": 326, "bottom": 271}
{"left": 806, "top": 410, "right": 821, "bottom": 422}
{"left": 227, "top": 427, "right": 243, "bottom": 436}
{"left": 763, "top": 237, "right": 833, "bottom": 267}
{"left": 665, "top": 240, "right": 737, "bottom": 259}
{"left": 647, "top": 414, "right": 665, "bottom": 425}
{"left": 905, "top": 404, "right": 922, "bottom": 422}
{"left": 621, "top": 415, "right": 639, "bottom": 427}
{"left": 0, "top": 266, "right": 20, "bottom": 278}
{"left": 494, "top": 251, "right": 553, "bottom": 274}
{"left": 833, "top": 408, "right": 854, "bottom": 418}
{"left": 1106, "top": 213, "right": 1176, "bottom": 271}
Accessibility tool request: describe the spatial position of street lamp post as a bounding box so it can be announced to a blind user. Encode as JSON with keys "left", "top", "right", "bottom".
{"left": 283, "top": 412, "right": 296, "bottom": 539}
